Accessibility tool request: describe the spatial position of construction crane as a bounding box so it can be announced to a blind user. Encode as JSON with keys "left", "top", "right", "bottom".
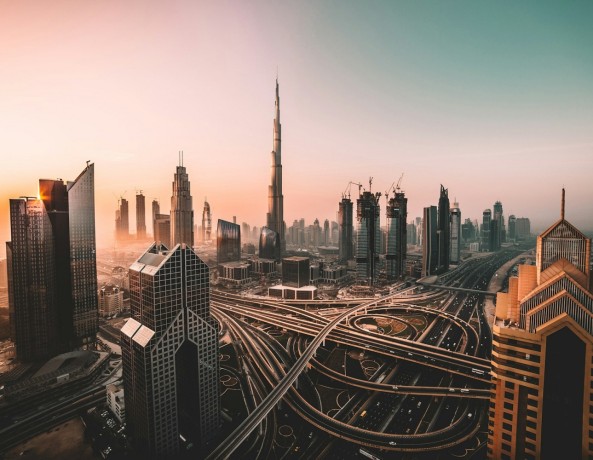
{"left": 385, "top": 173, "right": 405, "bottom": 200}
{"left": 395, "top": 173, "right": 404, "bottom": 192}
{"left": 342, "top": 181, "right": 362, "bottom": 199}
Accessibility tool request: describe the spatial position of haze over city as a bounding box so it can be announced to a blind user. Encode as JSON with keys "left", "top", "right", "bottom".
{"left": 1, "top": 0, "right": 592, "bottom": 256}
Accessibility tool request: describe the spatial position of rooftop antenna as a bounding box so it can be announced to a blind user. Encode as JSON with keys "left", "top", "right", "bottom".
{"left": 561, "top": 188, "right": 565, "bottom": 220}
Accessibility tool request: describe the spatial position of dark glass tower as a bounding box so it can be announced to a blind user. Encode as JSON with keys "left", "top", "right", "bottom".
{"left": 386, "top": 191, "right": 408, "bottom": 280}
{"left": 259, "top": 226, "right": 280, "bottom": 260}
{"left": 115, "top": 197, "right": 129, "bottom": 241}
{"left": 482, "top": 209, "right": 492, "bottom": 251}
{"left": 216, "top": 219, "right": 241, "bottom": 265}
{"left": 437, "top": 185, "right": 450, "bottom": 271}
{"left": 6, "top": 163, "right": 98, "bottom": 360}
{"left": 421, "top": 206, "right": 438, "bottom": 277}
{"left": 136, "top": 192, "right": 146, "bottom": 239}
{"left": 338, "top": 197, "right": 354, "bottom": 261}
{"left": 122, "top": 243, "right": 220, "bottom": 458}
{"left": 355, "top": 191, "right": 381, "bottom": 285}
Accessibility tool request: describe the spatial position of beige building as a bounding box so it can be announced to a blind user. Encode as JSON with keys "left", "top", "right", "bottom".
{"left": 98, "top": 284, "right": 123, "bottom": 317}
{"left": 488, "top": 191, "right": 593, "bottom": 459}
{"left": 106, "top": 382, "right": 126, "bottom": 424}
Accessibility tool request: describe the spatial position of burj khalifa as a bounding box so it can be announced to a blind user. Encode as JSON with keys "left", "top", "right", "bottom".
{"left": 266, "top": 79, "right": 285, "bottom": 253}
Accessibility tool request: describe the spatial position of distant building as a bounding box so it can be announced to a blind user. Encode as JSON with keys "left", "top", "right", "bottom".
{"left": 122, "top": 243, "right": 219, "bottom": 457}
{"left": 320, "top": 265, "right": 348, "bottom": 284}
{"left": 488, "top": 190, "right": 593, "bottom": 460}
{"left": 154, "top": 213, "right": 171, "bottom": 247}
{"left": 461, "top": 218, "right": 476, "bottom": 243}
{"left": 259, "top": 226, "right": 281, "bottom": 261}
{"left": 386, "top": 190, "right": 408, "bottom": 280}
{"left": 493, "top": 200, "right": 505, "bottom": 248}
{"left": 508, "top": 214, "right": 516, "bottom": 241}
{"left": 437, "top": 185, "right": 450, "bottom": 271}
{"left": 421, "top": 206, "right": 438, "bottom": 277}
{"left": 219, "top": 261, "right": 251, "bottom": 285}
{"left": 106, "top": 383, "right": 126, "bottom": 424}
{"left": 450, "top": 201, "right": 461, "bottom": 264}
{"left": 282, "top": 256, "right": 310, "bottom": 288}
{"left": 7, "top": 164, "right": 98, "bottom": 361}
{"left": 250, "top": 258, "right": 277, "bottom": 277}
{"left": 216, "top": 219, "right": 241, "bottom": 266}
{"left": 481, "top": 209, "right": 492, "bottom": 251}
{"left": 98, "top": 284, "right": 123, "bottom": 318}
{"left": 338, "top": 197, "right": 354, "bottom": 261}
{"left": 202, "top": 200, "right": 212, "bottom": 243}
{"left": 136, "top": 192, "right": 146, "bottom": 239}
{"left": 115, "top": 198, "right": 129, "bottom": 241}
{"left": 516, "top": 217, "right": 531, "bottom": 240}
{"left": 151, "top": 199, "right": 160, "bottom": 239}
{"left": 170, "top": 153, "right": 194, "bottom": 247}
{"left": 407, "top": 222, "right": 417, "bottom": 245}
{"left": 355, "top": 191, "right": 381, "bottom": 285}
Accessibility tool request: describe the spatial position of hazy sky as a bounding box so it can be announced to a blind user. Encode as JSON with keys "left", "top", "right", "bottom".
{"left": 1, "top": 1, "right": 592, "bottom": 256}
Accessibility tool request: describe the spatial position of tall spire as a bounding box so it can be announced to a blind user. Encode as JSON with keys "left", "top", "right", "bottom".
{"left": 267, "top": 77, "right": 285, "bottom": 254}
{"left": 561, "top": 188, "right": 565, "bottom": 220}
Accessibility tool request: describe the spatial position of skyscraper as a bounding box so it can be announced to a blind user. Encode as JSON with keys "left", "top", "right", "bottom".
{"left": 482, "top": 209, "right": 492, "bottom": 251}
{"left": 7, "top": 163, "right": 98, "bottom": 361}
{"left": 136, "top": 192, "right": 146, "bottom": 239}
{"left": 154, "top": 213, "right": 171, "bottom": 247}
{"left": 437, "top": 185, "right": 450, "bottom": 271}
{"left": 170, "top": 152, "right": 194, "bottom": 247}
{"left": 259, "top": 226, "right": 280, "bottom": 260}
{"left": 338, "top": 197, "right": 354, "bottom": 261}
{"left": 266, "top": 79, "right": 285, "bottom": 253}
{"left": 421, "top": 206, "right": 438, "bottom": 277}
{"left": 151, "top": 199, "right": 160, "bottom": 239}
{"left": 122, "top": 243, "right": 219, "bottom": 458}
{"left": 323, "top": 219, "right": 330, "bottom": 246}
{"left": 488, "top": 190, "right": 593, "bottom": 459}
{"left": 386, "top": 190, "right": 408, "bottom": 280}
{"left": 202, "top": 199, "right": 212, "bottom": 243}
{"left": 216, "top": 219, "right": 241, "bottom": 265}
{"left": 115, "top": 197, "right": 129, "bottom": 241}
{"left": 450, "top": 200, "right": 461, "bottom": 264}
{"left": 493, "top": 200, "right": 504, "bottom": 249}
{"left": 355, "top": 190, "right": 381, "bottom": 285}
{"left": 508, "top": 214, "right": 516, "bottom": 241}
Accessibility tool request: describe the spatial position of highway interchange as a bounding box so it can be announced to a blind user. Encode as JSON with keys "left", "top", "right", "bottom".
{"left": 208, "top": 247, "right": 526, "bottom": 459}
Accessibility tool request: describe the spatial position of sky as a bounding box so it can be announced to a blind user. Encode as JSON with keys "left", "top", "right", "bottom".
{"left": 1, "top": 0, "right": 592, "bottom": 256}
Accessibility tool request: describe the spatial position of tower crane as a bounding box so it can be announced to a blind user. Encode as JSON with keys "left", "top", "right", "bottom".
{"left": 342, "top": 181, "right": 362, "bottom": 199}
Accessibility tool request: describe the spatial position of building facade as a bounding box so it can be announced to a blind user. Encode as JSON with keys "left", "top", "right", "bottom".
{"left": 386, "top": 191, "right": 408, "bottom": 280}
{"left": 450, "top": 201, "right": 461, "bottom": 264}
{"left": 259, "top": 226, "right": 281, "bottom": 260}
{"left": 115, "top": 198, "right": 129, "bottom": 241}
{"left": 7, "top": 164, "right": 98, "bottom": 361}
{"left": 170, "top": 153, "right": 194, "bottom": 247}
{"left": 202, "top": 200, "right": 212, "bottom": 243}
{"left": 338, "top": 197, "right": 354, "bottom": 261}
{"left": 489, "top": 191, "right": 593, "bottom": 459}
{"left": 437, "top": 185, "right": 450, "bottom": 271}
{"left": 216, "top": 219, "right": 241, "bottom": 266}
{"left": 421, "top": 206, "right": 438, "bottom": 277}
{"left": 282, "top": 256, "right": 310, "bottom": 288}
{"left": 99, "top": 284, "right": 123, "bottom": 317}
{"left": 482, "top": 209, "right": 492, "bottom": 252}
{"left": 121, "top": 243, "right": 219, "bottom": 458}
{"left": 136, "top": 192, "right": 146, "bottom": 240}
{"left": 355, "top": 191, "right": 381, "bottom": 285}
{"left": 266, "top": 79, "right": 285, "bottom": 253}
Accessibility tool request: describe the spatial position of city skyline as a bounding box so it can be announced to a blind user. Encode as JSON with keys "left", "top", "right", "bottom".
{"left": 2, "top": 1, "right": 593, "bottom": 257}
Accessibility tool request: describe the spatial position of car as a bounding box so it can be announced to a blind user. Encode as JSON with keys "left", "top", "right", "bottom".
{"left": 389, "top": 441, "right": 397, "bottom": 446}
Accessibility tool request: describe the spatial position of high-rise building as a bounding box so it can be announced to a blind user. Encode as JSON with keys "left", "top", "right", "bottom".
{"left": 115, "top": 198, "right": 129, "bottom": 241}
{"left": 0, "top": 258, "right": 7, "bottom": 289}
{"left": 386, "top": 191, "right": 408, "bottom": 280}
{"left": 482, "top": 209, "right": 492, "bottom": 251}
{"left": 461, "top": 218, "right": 476, "bottom": 243}
{"left": 282, "top": 256, "right": 310, "bottom": 288}
{"left": 266, "top": 79, "right": 285, "bottom": 253}
{"left": 170, "top": 153, "right": 194, "bottom": 247}
{"left": 154, "top": 214, "right": 171, "bottom": 247}
{"left": 259, "top": 227, "right": 281, "bottom": 260}
{"left": 493, "top": 200, "right": 504, "bottom": 249}
{"left": 323, "top": 219, "right": 330, "bottom": 246}
{"left": 136, "top": 192, "right": 146, "bottom": 240}
{"left": 450, "top": 200, "right": 461, "bottom": 264}
{"left": 312, "top": 218, "right": 321, "bottom": 248}
{"left": 331, "top": 221, "right": 339, "bottom": 246}
{"left": 355, "top": 190, "right": 381, "bottom": 285}
{"left": 488, "top": 190, "right": 593, "bottom": 459}
{"left": 508, "top": 214, "right": 516, "bottom": 241}
{"left": 407, "top": 222, "right": 417, "bottom": 245}
{"left": 216, "top": 219, "right": 241, "bottom": 266}
{"left": 202, "top": 200, "right": 212, "bottom": 243}
{"left": 437, "top": 185, "right": 450, "bottom": 271}
{"left": 122, "top": 243, "right": 219, "bottom": 458}
{"left": 421, "top": 206, "right": 438, "bottom": 277}
{"left": 516, "top": 217, "right": 531, "bottom": 240}
{"left": 338, "top": 197, "right": 354, "bottom": 261}
{"left": 7, "top": 164, "right": 98, "bottom": 361}
{"left": 151, "top": 199, "right": 160, "bottom": 239}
